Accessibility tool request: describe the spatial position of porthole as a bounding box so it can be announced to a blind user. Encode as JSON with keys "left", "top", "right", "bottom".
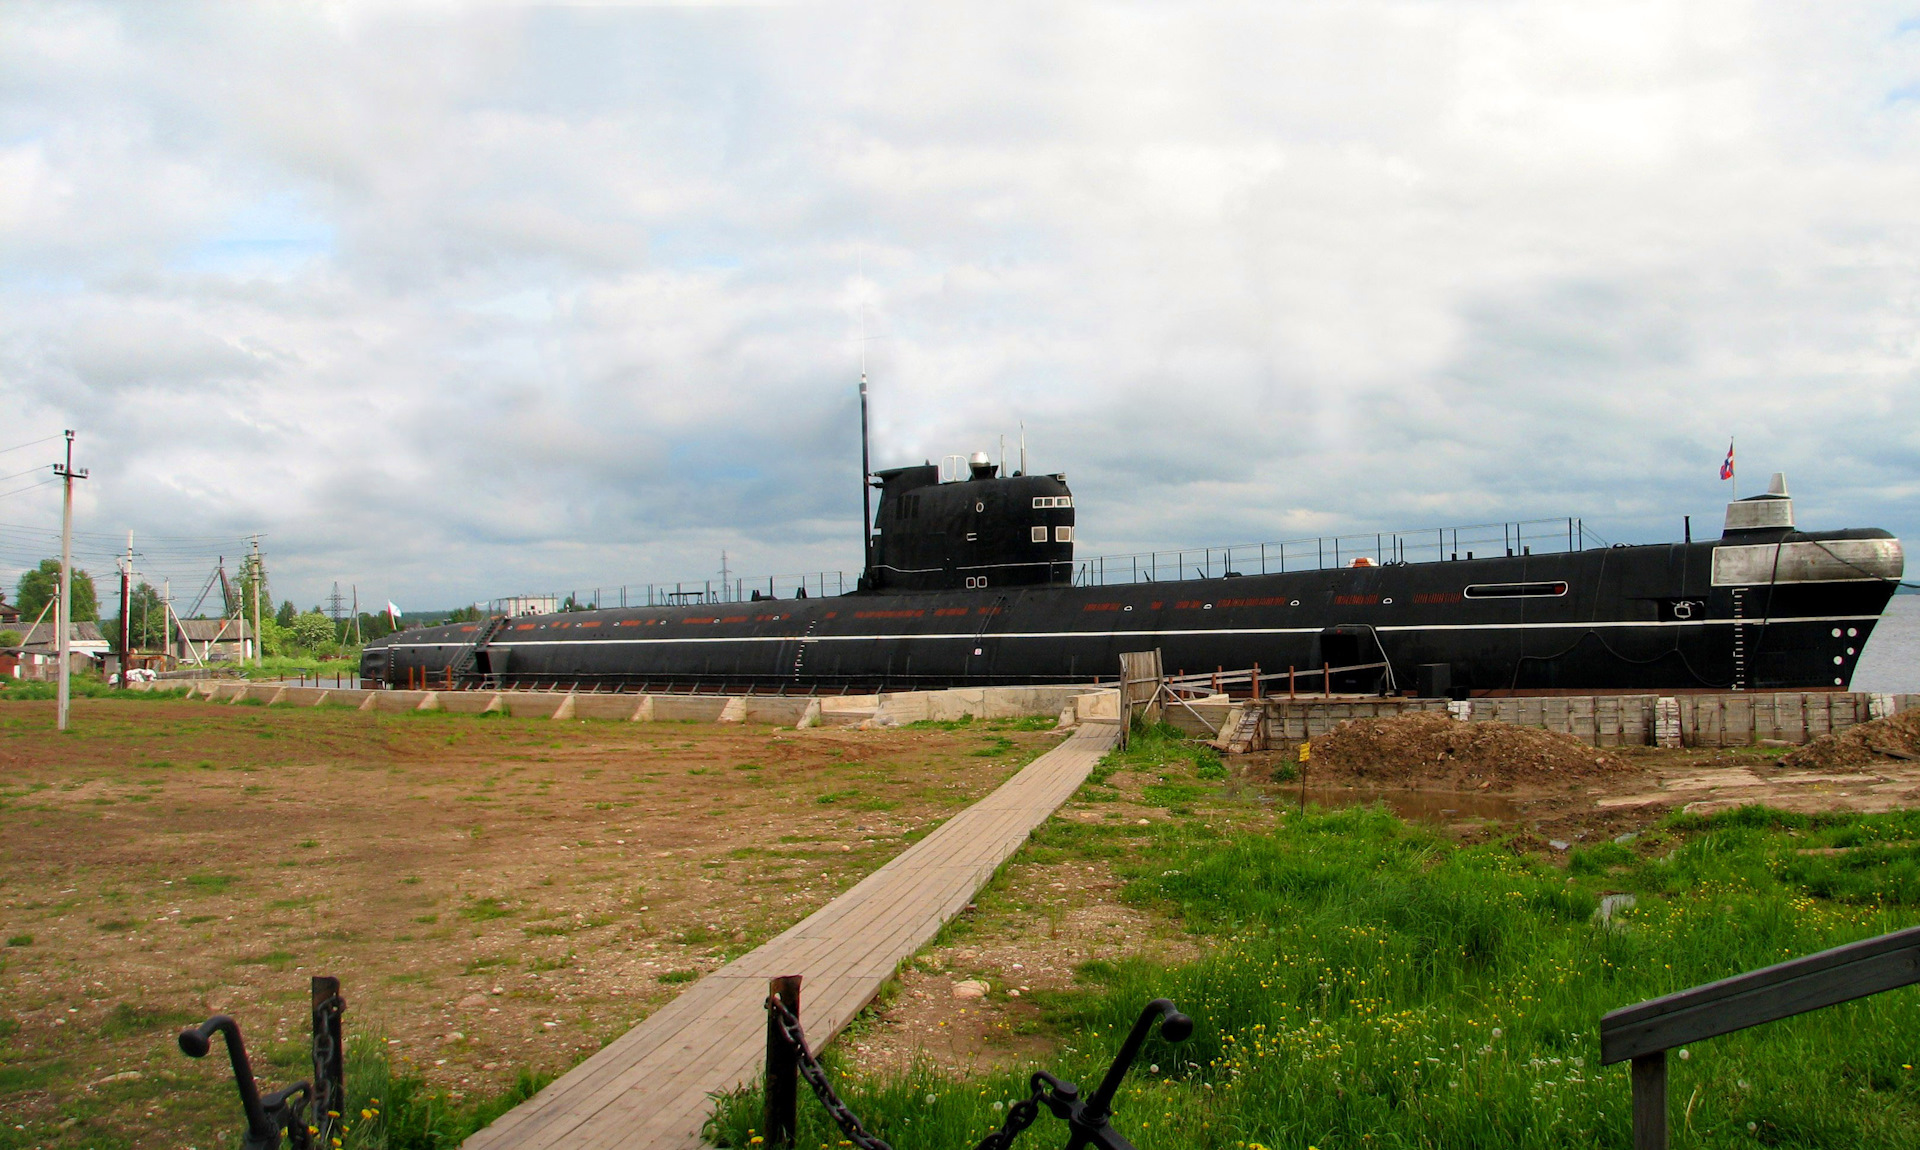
{"left": 1123, "top": 605, "right": 1133, "bottom": 611}
{"left": 1382, "top": 597, "right": 1394, "bottom": 605}
{"left": 1848, "top": 627, "right": 1859, "bottom": 638}
{"left": 1834, "top": 655, "right": 1844, "bottom": 665}
{"left": 1847, "top": 647, "right": 1856, "bottom": 656}
{"left": 1832, "top": 628, "right": 1843, "bottom": 638}
{"left": 976, "top": 501, "right": 985, "bottom": 512}
{"left": 1835, "top": 678, "right": 1844, "bottom": 686}
{"left": 1203, "top": 603, "right": 1213, "bottom": 610}
{"left": 1289, "top": 599, "right": 1299, "bottom": 607}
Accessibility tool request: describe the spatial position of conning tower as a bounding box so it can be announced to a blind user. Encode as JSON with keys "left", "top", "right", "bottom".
{"left": 865, "top": 452, "right": 1075, "bottom": 592}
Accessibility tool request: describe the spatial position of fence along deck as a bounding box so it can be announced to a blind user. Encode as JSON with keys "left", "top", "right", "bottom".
{"left": 463, "top": 721, "right": 1122, "bottom": 1150}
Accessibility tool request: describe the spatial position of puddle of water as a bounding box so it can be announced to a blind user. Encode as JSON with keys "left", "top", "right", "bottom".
{"left": 1282, "top": 788, "right": 1521, "bottom": 823}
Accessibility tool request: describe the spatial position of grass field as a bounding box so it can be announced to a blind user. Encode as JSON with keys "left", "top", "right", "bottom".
{"left": 708, "top": 725, "right": 1920, "bottom": 1149}
{"left": 0, "top": 697, "right": 1066, "bottom": 1148}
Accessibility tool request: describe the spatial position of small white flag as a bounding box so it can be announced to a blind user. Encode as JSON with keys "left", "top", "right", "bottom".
{"left": 385, "top": 601, "right": 402, "bottom": 619}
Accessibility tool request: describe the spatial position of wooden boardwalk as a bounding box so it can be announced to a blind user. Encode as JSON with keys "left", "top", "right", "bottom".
{"left": 466, "top": 721, "right": 1122, "bottom": 1150}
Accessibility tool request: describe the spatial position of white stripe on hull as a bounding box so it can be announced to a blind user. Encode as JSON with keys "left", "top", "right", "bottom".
{"left": 386, "top": 612, "right": 1885, "bottom": 651}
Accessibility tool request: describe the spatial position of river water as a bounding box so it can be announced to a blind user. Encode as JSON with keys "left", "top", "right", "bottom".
{"left": 1854, "top": 593, "right": 1919, "bottom": 693}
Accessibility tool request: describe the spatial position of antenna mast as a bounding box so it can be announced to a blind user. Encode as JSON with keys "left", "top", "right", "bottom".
{"left": 859, "top": 308, "right": 874, "bottom": 585}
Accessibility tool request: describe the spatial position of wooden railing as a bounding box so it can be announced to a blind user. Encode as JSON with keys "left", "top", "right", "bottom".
{"left": 1162, "top": 661, "right": 1390, "bottom": 699}
{"left": 1600, "top": 925, "right": 1920, "bottom": 1149}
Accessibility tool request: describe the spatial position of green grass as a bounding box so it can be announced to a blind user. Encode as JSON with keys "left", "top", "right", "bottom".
{"left": 708, "top": 802, "right": 1920, "bottom": 1149}
{"left": 0, "top": 676, "right": 177, "bottom": 702}
{"left": 458, "top": 897, "right": 514, "bottom": 922}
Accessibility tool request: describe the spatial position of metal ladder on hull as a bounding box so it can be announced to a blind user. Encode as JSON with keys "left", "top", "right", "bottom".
{"left": 446, "top": 615, "right": 509, "bottom": 687}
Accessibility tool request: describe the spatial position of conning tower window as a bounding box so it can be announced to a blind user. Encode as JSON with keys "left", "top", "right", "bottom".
{"left": 1055, "top": 526, "right": 1073, "bottom": 542}
{"left": 1031, "top": 526, "right": 1048, "bottom": 542}
{"left": 1032, "top": 496, "right": 1073, "bottom": 508}
{"left": 1463, "top": 581, "right": 1567, "bottom": 599}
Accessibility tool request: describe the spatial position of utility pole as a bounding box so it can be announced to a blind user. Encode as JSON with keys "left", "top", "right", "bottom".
{"left": 118, "top": 531, "right": 132, "bottom": 689}
{"left": 249, "top": 535, "right": 263, "bottom": 667}
{"left": 53, "top": 430, "right": 88, "bottom": 731}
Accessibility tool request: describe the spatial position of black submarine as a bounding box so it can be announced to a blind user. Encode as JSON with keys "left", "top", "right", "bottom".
{"left": 363, "top": 393, "right": 1904, "bottom": 696}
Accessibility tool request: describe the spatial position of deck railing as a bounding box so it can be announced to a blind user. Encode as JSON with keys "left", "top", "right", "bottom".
{"left": 1071, "top": 516, "right": 1595, "bottom": 587}
{"left": 490, "top": 570, "right": 852, "bottom": 615}
{"left": 483, "top": 517, "right": 1602, "bottom": 611}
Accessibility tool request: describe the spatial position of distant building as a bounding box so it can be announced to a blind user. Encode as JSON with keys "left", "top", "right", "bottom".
{"left": 169, "top": 618, "right": 255, "bottom": 664}
{"left": 1, "top": 621, "right": 111, "bottom": 680}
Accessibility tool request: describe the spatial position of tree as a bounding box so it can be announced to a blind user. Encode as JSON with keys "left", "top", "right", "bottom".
{"left": 290, "top": 611, "right": 336, "bottom": 651}
{"left": 0, "top": 629, "right": 20, "bottom": 649}
{"left": 108, "top": 582, "right": 167, "bottom": 651}
{"left": 275, "top": 600, "right": 297, "bottom": 628}
{"left": 258, "top": 617, "right": 293, "bottom": 657}
{"left": 16, "top": 559, "right": 97, "bottom": 623}
{"left": 233, "top": 555, "right": 269, "bottom": 627}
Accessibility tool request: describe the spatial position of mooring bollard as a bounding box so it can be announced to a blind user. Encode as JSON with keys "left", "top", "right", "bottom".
{"left": 765, "top": 975, "right": 802, "bottom": 1148}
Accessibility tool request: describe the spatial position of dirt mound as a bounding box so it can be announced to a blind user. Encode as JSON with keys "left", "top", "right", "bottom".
{"left": 1306, "top": 711, "right": 1628, "bottom": 788}
{"left": 1781, "top": 709, "right": 1920, "bottom": 771}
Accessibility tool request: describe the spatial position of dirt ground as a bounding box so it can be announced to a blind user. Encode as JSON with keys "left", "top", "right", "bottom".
{"left": 0, "top": 696, "right": 1065, "bottom": 1147}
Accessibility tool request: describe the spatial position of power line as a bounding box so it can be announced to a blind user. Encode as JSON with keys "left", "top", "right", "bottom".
{"left": 0, "top": 479, "right": 59, "bottom": 502}
{"left": 0, "top": 435, "right": 60, "bottom": 458}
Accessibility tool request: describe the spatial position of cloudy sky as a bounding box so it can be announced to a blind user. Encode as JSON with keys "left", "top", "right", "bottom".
{"left": 2, "top": 2, "right": 1917, "bottom": 612}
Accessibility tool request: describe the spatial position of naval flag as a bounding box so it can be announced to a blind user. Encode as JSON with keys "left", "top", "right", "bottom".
{"left": 1719, "top": 440, "right": 1735, "bottom": 482}
{"left": 385, "top": 601, "right": 402, "bottom": 624}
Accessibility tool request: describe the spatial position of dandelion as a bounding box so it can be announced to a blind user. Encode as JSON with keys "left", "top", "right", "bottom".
{"left": 925, "top": 1094, "right": 938, "bottom": 1106}
{"left": 1678, "top": 1049, "right": 1690, "bottom": 1061}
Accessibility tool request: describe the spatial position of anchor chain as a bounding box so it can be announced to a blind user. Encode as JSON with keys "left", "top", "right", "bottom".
{"left": 969, "top": 1086, "right": 1044, "bottom": 1150}
{"left": 766, "top": 995, "right": 894, "bottom": 1150}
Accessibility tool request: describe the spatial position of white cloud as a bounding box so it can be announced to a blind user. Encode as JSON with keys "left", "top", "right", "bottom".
{"left": 0, "top": 0, "right": 1916, "bottom": 608}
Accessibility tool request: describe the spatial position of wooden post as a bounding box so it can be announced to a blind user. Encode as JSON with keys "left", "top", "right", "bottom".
{"left": 765, "top": 975, "right": 802, "bottom": 1148}
{"left": 1631, "top": 1052, "right": 1666, "bottom": 1150}
{"left": 1324, "top": 662, "right": 1331, "bottom": 700}
{"left": 1289, "top": 665, "right": 1296, "bottom": 701}
{"left": 1251, "top": 663, "right": 1261, "bottom": 701}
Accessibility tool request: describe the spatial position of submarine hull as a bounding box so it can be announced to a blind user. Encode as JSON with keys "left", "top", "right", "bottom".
{"left": 364, "top": 530, "right": 1902, "bottom": 695}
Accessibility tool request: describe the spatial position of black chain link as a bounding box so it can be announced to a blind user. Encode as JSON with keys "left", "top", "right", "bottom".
{"left": 767, "top": 996, "right": 894, "bottom": 1150}
{"left": 969, "top": 1088, "right": 1044, "bottom": 1150}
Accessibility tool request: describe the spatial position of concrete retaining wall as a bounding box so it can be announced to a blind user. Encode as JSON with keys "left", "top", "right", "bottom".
{"left": 1162, "top": 691, "right": 1920, "bottom": 748}
{"left": 163, "top": 681, "right": 1147, "bottom": 734}
{"left": 651, "top": 696, "right": 730, "bottom": 722}
{"left": 571, "top": 695, "right": 644, "bottom": 721}
{"left": 438, "top": 692, "right": 503, "bottom": 715}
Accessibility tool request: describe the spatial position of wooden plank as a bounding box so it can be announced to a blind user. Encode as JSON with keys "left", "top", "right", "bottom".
{"left": 467, "top": 722, "right": 1121, "bottom": 1150}
{"left": 1600, "top": 925, "right": 1920, "bottom": 1065}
